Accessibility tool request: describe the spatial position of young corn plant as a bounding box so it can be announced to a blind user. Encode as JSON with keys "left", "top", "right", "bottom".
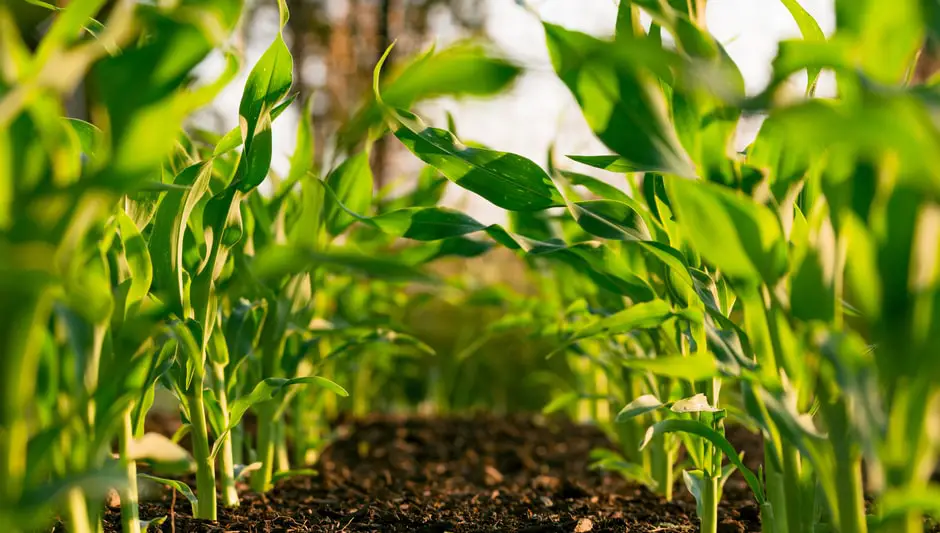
{"left": 0, "top": 0, "right": 240, "bottom": 529}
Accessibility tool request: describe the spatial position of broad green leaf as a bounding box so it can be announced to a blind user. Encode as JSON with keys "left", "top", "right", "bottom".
{"left": 238, "top": 33, "right": 293, "bottom": 154}
{"left": 790, "top": 247, "right": 835, "bottom": 322}
{"left": 778, "top": 0, "right": 826, "bottom": 94}
{"left": 138, "top": 474, "right": 197, "bottom": 516}
{"left": 3, "top": 462, "right": 127, "bottom": 529}
{"left": 667, "top": 177, "right": 787, "bottom": 283}
{"left": 148, "top": 162, "right": 213, "bottom": 316}
{"left": 339, "top": 42, "right": 521, "bottom": 148}
{"left": 569, "top": 199, "right": 652, "bottom": 241}
{"left": 234, "top": 462, "right": 263, "bottom": 480}
{"left": 588, "top": 449, "right": 658, "bottom": 488}
{"left": 544, "top": 23, "right": 693, "bottom": 176}
{"left": 671, "top": 393, "right": 720, "bottom": 413}
{"left": 237, "top": 114, "right": 274, "bottom": 191}
{"left": 560, "top": 170, "right": 632, "bottom": 203}
{"left": 682, "top": 469, "right": 715, "bottom": 522}
{"left": 640, "top": 419, "right": 765, "bottom": 503}
{"left": 616, "top": 394, "right": 664, "bottom": 422}
{"left": 371, "top": 207, "right": 487, "bottom": 241}
{"left": 878, "top": 487, "right": 940, "bottom": 523}
{"left": 63, "top": 117, "right": 101, "bottom": 158}
{"left": 575, "top": 300, "right": 676, "bottom": 339}
{"left": 324, "top": 152, "right": 374, "bottom": 236}
{"left": 228, "top": 376, "right": 348, "bottom": 432}
{"left": 391, "top": 112, "right": 564, "bottom": 211}
{"left": 271, "top": 468, "right": 317, "bottom": 483}
{"left": 542, "top": 391, "right": 579, "bottom": 414}
{"left": 567, "top": 155, "right": 639, "bottom": 173}
{"left": 235, "top": 30, "right": 293, "bottom": 191}
{"left": 288, "top": 96, "right": 315, "bottom": 184}
{"left": 252, "top": 245, "right": 429, "bottom": 282}
{"left": 623, "top": 353, "right": 719, "bottom": 381}
{"left": 834, "top": 0, "right": 923, "bottom": 84}
{"left": 116, "top": 211, "right": 153, "bottom": 312}
{"left": 128, "top": 433, "right": 195, "bottom": 475}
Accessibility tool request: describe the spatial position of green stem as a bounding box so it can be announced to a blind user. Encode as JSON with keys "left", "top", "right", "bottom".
{"left": 250, "top": 402, "right": 276, "bottom": 493}
{"left": 700, "top": 474, "right": 719, "bottom": 533}
{"left": 66, "top": 487, "right": 93, "bottom": 533}
{"left": 119, "top": 407, "right": 141, "bottom": 533}
{"left": 212, "top": 365, "right": 238, "bottom": 508}
{"left": 834, "top": 454, "right": 867, "bottom": 533}
{"left": 231, "top": 423, "right": 244, "bottom": 466}
{"left": 764, "top": 440, "right": 790, "bottom": 533}
{"left": 0, "top": 290, "right": 49, "bottom": 507}
{"left": 275, "top": 420, "right": 290, "bottom": 473}
{"left": 781, "top": 443, "right": 806, "bottom": 533}
{"left": 188, "top": 382, "right": 217, "bottom": 520}
{"left": 650, "top": 435, "right": 674, "bottom": 501}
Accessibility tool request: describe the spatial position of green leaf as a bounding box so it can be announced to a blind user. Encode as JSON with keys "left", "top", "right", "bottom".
{"left": 238, "top": 34, "right": 293, "bottom": 154}
{"left": 790, "top": 247, "right": 835, "bottom": 322}
{"left": 574, "top": 300, "right": 676, "bottom": 340}
{"left": 623, "top": 353, "right": 719, "bottom": 381}
{"left": 671, "top": 393, "right": 720, "bottom": 413}
{"left": 568, "top": 199, "right": 652, "bottom": 241}
{"left": 544, "top": 23, "right": 693, "bottom": 176}
{"left": 63, "top": 117, "right": 101, "bottom": 158}
{"left": 390, "top": 113, "right": 564, "bottom": 211}
{"left": 640, "top": 419, "right": 765, "bottom": 503}
{"left": 616, "top": 394, "right": 664, "bottom": 422}
{"left": 234, "top": 462, "right": 263, "bottom": 480}
{"left": 228, "top": 376, "right": 348, "bottom": 432}
{"left": 1, "top": 462, "right": 127, "bottom": 529}
{"left": 667, "top": 177, "right": 787, "bottom": 283}
{"left": 542, "top": 391, "right": 579, "bottom": 415}
{"left": 324, "top": 151, "right": 374, "bottom": 235}
{"left": 138, "top": 474, "right": 198, "bottom": 516}
{"left": 682, "top": 469, "right": 715, "bottom": 522}
{"left": 271, "top": 468, "right": 317, "bottom": 483}
{"left": 252, "top": 245, "right": 429, "bottom": 282}
{"left": 116, "top": 211, "right": 153, "bottom": 312}
{"left": 878, "top": 487, "right": 940, "bottom": 523}
{"left": 560, "top": 170, "right": 632, "bottom": 202}
{"left": 339, "top": 42, "right": 521, "bottom": 149}
{"left": 371, "top": 207, "right": 487, "bottom": 241}
{"left": 148, "top": 162, "right": 213, "bottom": 316}
{"left": 834, "top": 0, "right": 923, "bottom": 84}
{"left": 778, "top": 0, "right": 826, "bottom": 94}
{"left": 236, "top": 31, "right": 293, "bottom": 191}
{"left": 588, "top": 449, "right": 658, "bottom": 488}
{"left": 568, "top": 155, "right": 640, "bottom": 173}
{"left": 128, "top": 433, "right": 195, "bottom": 475}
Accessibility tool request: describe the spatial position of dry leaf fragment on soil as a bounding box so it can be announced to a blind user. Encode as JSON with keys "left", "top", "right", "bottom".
{"left": 574, "top": 517, "right": 594, "bottom": 532}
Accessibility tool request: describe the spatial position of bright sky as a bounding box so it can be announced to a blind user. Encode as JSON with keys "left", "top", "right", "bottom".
{"left": 204, "top": 0, "right": 836, "bottom": 221}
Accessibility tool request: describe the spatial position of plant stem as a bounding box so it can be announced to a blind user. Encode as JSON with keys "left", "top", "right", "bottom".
{"left": 212, "top": 365, "right": 238, "bottom": 508}
{"left": 650, "top": 434, "right": 674, "bottom": 501}
{"left": 188, "top": 382, "right": 217, "bottom": 520}
{"left": 0, "top": 291, "right": 50, "bottom": 509}
{"left": 700, "top": 474, "right": 719, "bottom": 533}
{"left": 66, "top": 487, "right": 94, "bottom": 533}
{"left": 764, "top": 440, "right": 790, "bottom": 533}
{"left": 275, "top": 420, "right": 290, "bottom": 472}
{"left": 250, "top": 401, "right": 277, "bottom": 493}
{"left": 781, "top": 443, "right": 806, "bottom": 533}
{"left": 834, "top": 454, "right": 867, "bottom": 533}
{"left": 119, "top": 407, "right": 141, "bottom": 533}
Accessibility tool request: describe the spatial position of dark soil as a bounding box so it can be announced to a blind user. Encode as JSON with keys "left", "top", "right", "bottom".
{"left": 101, "top": 414, "right": 762, "bottom": 532}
